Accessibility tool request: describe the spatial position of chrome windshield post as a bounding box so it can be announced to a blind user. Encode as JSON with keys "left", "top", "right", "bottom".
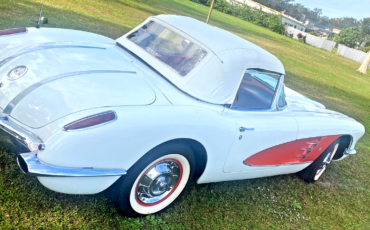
{"left": 271, "top": 74, "right": 285, "bottom": 111}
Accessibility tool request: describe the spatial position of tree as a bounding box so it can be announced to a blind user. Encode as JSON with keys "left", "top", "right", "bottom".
{"left": 359, "top": 18, "right": 370, "bottom": 49}
{"left": 312, "top": 8, "right": 322, "bottom": 21}
{"left": 252, "top": 0, "right": 361, "bottom": 28}
{"left": 360, "top": 18, "right": 370, "bottom": 38}
{"left": 328, "top": 17, "right": 360, "bottom": 29}
{"left": 338, "top": 27, "right": 361, "bottom": 48}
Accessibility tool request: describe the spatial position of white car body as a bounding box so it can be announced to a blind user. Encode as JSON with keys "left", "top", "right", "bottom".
{"left": 0, "top": 15, "right": 365, "bottom": 196}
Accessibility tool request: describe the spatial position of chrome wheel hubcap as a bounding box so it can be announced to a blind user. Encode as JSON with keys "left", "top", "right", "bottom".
{"left": 150, "top": 174, "right": 172, "bottom": 196}
{"left": 136, "top": 159, "right": 181, "bottom": 205}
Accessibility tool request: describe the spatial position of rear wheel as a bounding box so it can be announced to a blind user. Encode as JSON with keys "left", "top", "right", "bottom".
{"left": 108, "top": 143, "right": 195, "bottom": 217}
{"left": 298, "top": 139, "right": 340, "bottom": 183}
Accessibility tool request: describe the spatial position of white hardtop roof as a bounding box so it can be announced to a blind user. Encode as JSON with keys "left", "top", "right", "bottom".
{"left": 117, "top": 15, "right": 285, "bottom": 104}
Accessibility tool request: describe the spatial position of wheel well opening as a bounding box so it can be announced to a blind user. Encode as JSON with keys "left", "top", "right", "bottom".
{"left": 333, "top": 135, "right": 352, "bottom": 160}
{"left": 158, "top": 139, "right": 207, "bottom": 180}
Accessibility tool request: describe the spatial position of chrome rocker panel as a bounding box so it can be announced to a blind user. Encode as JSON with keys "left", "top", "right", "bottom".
{"left": 17, "top": 152, "right": 127, "bottom": 177}
{"left": 0, "top": 116, "right": 43, "bottom": 151}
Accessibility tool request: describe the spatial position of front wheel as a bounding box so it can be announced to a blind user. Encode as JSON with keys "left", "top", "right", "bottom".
{"left": 108, "top": 143, "right": 195, "bottom": 217}
{"left": 298, "top": 139, "right": 340, "bottom": 183}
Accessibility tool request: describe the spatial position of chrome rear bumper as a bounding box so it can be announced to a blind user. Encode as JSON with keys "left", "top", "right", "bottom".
{"left": 17, "top": 152, "right": 127, "bottom": 177}
{"left": 0, "top": 116, "right": 43, "bottom": 151}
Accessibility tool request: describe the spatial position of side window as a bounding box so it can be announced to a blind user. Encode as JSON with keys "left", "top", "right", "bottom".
{"left": 232, "top": 69, "right": 282, "bottom": 110}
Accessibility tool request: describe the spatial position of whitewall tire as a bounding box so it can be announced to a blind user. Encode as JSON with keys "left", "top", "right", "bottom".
{"left": 108, "top": 142, "right": 195, "bottom": 217}
{"left": 129, "top": 154, "right": 190, "bottom": 214}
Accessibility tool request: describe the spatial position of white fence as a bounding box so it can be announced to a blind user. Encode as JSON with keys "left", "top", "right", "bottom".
{"left": 337, "top": 44, "right": 369, "bottom": 66}
{"left": 285, "top": 26, "right": 336, "bottom": 51}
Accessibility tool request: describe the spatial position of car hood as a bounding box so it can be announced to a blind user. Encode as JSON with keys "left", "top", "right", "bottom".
{"left": 0, "top": 42, "right": 156, "bottom": 128}
{"left": 284, "top": 86, "right": 348, "bottom": 117}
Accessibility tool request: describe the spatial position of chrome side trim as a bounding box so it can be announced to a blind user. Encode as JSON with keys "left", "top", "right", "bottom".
{"left": 17, "top": 152, "right": 127, "bottom": 177}
{"left": 3, "top": 70, "right": 136, "bottom": 115}
{"left": 0, "top": 116, "right": 42, "bottom": 151}
{"left": 0, "top": 44, "right": 106, "bottom": 67}
{"left": 345, "top": 149, "right": 357, "bottom": 155}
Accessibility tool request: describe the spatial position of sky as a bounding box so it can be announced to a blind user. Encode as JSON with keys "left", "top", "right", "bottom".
{"left": 294, "top": 0, "right": 369, "bottom": 20}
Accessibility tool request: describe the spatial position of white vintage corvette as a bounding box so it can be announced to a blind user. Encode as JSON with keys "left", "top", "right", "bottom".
{"left": 0, "top": 15, "right": 365, "bottom": 217}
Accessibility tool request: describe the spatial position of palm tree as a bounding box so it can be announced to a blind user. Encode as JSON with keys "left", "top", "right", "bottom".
{"left": 357, "top": 51, "right": 370, "bottom": 75}
{"left": 357, "top": 18, "right": 370, "bottom": 74}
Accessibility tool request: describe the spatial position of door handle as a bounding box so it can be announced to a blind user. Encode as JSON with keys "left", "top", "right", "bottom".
{"left": 239, "top": 127, "right": 255, "bottom": 132}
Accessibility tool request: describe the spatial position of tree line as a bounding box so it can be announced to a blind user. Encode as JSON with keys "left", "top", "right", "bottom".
{"left": 191, "top": 0, "right": 286, "bottom": 33}
{"left": 252, "top": 0, "right": 361, "bottom": 29}
{"left": 249, "top": 0, "right": 370, "bottom": 50}
{"left": 192, "top": 0, "right": 370, "bottom": 51}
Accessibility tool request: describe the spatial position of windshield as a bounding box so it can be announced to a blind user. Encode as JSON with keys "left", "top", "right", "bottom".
{"left": 232, "top": 70, "right": 282, "bottom": 110}
{"left": 127, "top": 21, "right": 207, "bottom": 76}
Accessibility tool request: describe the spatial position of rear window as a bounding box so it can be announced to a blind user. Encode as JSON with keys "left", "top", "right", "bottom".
{"left": 127, "top": 21, "right": 207, "bottom": 76}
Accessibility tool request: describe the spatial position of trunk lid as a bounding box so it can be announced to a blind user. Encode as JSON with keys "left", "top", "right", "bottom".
{"left": 0, "top": 43, "right": 156, "bottom": 128}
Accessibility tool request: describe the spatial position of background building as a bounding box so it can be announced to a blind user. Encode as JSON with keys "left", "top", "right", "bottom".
{"left": 230, "top": 0, "right": 307, "bottom": 31}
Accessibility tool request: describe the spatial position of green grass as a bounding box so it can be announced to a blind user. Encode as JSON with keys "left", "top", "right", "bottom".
{"left": 1, "top": 0, "right": 370, "bottom": 229}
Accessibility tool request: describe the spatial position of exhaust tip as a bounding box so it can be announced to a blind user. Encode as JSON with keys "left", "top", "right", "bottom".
{"left": 17, "top": 155, "right": 29, "bottom": 174}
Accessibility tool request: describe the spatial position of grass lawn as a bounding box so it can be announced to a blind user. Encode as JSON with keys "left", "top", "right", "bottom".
{"left": 1, "top": 0, "right": 370, "bottom": 229}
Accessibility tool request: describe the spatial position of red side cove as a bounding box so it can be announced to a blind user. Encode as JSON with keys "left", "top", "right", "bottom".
{"left": 0, "top": 28, "right": 27, "bottom": 36}
{"left": 244, "top": 135, "right": 341, "bottom": 166}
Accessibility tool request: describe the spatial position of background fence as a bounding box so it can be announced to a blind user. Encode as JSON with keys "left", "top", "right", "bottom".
{"left": 285, "top": 26, "right": 336, "bottom": 51}
{"left": 337, "top": 44, "right": 370, "bottom": 66}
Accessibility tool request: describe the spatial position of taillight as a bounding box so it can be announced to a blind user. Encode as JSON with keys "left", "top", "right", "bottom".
{"left": 0, "top": 28, "right": 27, "bottom": 36}
{"left": 62, "top": 111, "right": 117, "bottom": 131}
